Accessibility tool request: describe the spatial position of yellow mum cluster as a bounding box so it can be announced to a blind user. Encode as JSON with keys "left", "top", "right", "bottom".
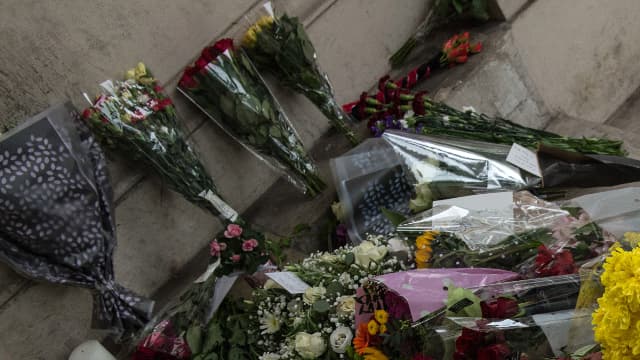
{"left": 242, "top": 16, "right": 274, "bottom": 48}
{"left": 415, "top": 231, "right": 439, "bottom": 269}
{"left": 362, "top": 310, "right": 390, "bottom": 360}
{"left": 624, "top": 231, "right": 640, "bottom": 248}
{"left": 592, "top": 245, "right": 640, "bottom": 359}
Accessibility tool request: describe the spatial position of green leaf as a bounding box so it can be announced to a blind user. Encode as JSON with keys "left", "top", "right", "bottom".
{"left": 471, "top": 0, "right": 490, "bottom": 21}
{"left": 380, "top": 207, "right": 407, "bottom": 227}
{"left": 269, "top": 125, "right": 282, "bottom": 138}
{"left": 344, "top": 252, "right": 355, "bottom": 266}
{"left": 204, "top": 353, "right": 219, "bottom": 360}
{"left": 228, "top": 347, "right": 247, "bottom": 360}
{"left": 261, "top": 99, "right": 272, "bottom": 120}
{"left": 293, "top": 223, "right": 311, "bottom": 235}
{"left": 203, "top": 322, "right": 224, "bottom": 353}
{"left": 186, "top": 325, "right": 203, "bottom": 355}
{"left": 313, "top": 299, "right": 331, "bottom": 314}
{"left": 229, "top": 324, "right": 246, "bottom": 345}
{"left": 452, "top": 0, "right": 464, "bottom": 14}
{"left": 326, "top": 281, "right": 344, "bottom": 296}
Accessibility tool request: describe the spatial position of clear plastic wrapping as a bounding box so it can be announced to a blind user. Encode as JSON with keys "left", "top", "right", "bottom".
{"left": 83, "top": 64, "right": 238, "bottom": 221}
{"left": 239, "top": 1, "right": 359, "bottom": 144}
{"left": 330, "top": 138, "right": 413, "bottom": 243}
{"left": 398, "top": 190, "right": 617, "bottom": 278}
{"left": 178, "top": 39, "right": 325, "bottom": 196}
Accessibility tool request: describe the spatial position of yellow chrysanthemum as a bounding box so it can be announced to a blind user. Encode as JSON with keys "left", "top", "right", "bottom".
{"left": 374, "top": 309, "right": 389, "bottom": 325}
{"left": 379, "top": 324, "right": 387, "bottom": 334}
{"left": 242, "top": 15, "right": 274, "bottom": 48}
{"left": 367, "top": 319, "right": 379, "bottom": 335}
{"left": 362, "top": 347, "right": 389, "bottom": 360}
{"left": 593, "top": 246, "right": 640, "bottom": 359}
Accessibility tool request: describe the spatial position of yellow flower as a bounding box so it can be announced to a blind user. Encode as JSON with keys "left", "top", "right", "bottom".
{"left": 379, "top": 324, "right": 387, "bottom": 334}
{"left": 374, "top": 309, "right": 389, "bottom": 325}
{"left": 125, "top": 68, "right": 136, "bottom": 80}
{"left": 242, "top": 15, "right": 274, "bottom": 48}
{"left": 415, "top": 248, "right": 432, "bottom": 269}
{"left": 624, "top": 232, "right": 640, "bottom": 248}
{"left": 135, "top": 62, "right": 147, "bottom": 78}
{"left": 415, "top": 231, "right": 437, "bottom": 249}
{"left": 362, "top": 347, "right": 388, "bottom": 360}
{"left": 367, "top": 320, "right": 379, "bottom": 335}
{"left": 592, "top": 246, "right": 640, "bottom": 358}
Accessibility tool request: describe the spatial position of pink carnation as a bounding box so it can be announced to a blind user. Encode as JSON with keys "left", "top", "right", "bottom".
{"left": 224, "top": 224, "right": 243, "bottom": 238}
{"left": 209, "top": 240, "right": 221, "bottom": 257}
{"left": 230, "top": 254, "right": 241, "bottom": 263}
{"left": 242, "top": 240, "right": 255, "bottom": 252}
{"left": 219, "top": 242, "right": 227, "bottom": 251}
{"left": 247, "top": 238, "right": 258, "bottom": 248}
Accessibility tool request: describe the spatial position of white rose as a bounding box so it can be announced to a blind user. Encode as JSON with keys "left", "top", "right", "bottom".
{"left": 387, "top": 236, "right": 410, "bottom": 253}
{"left": 303, "top": 286, "right": 327, "bottom": 305}
{"left": 353, "top": 241, "right": 388, "bottom": 268}
{"left": 329, "top": 327, "right": 353, "bottom": 354}
{"left": 335, "top": 296, "right": 356, "bottom": 317}
{"left": 295, "top": 332, "right": 326, "bottom": 358}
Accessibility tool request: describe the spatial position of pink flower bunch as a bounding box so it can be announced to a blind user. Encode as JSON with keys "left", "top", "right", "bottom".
{"left": 242, "top": 238, "right": 259, "bottom": 252}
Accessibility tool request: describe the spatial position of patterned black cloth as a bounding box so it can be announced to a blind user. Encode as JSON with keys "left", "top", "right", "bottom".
{"left": 0, "top": 102, "right": 153, "bottom": 335}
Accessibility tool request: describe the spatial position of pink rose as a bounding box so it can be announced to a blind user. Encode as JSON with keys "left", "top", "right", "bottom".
{"left": 224, "top": 224, "right": 243, "bottom": 238}
{"left": 209, "top": 240, "right": 221, "bottom": 257}
{"left": 242, "top": 240, "right": 255, "bottom": 252}
{"left": 219, "top": 242, "right": 227, "bottom": 251}
{"left": 230, "top": 254, "right": 241, "bottom": 263}
{"left": 247, "top": 238, "right": 259, "bottom": 248}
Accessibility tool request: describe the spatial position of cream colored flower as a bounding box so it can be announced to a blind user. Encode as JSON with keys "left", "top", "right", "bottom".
{"left": 335, "top": 296, "right": 356, "bottom": 317}
{"left": 303, "top": 286, "right": 326, "bottom": 305}
{"left": 259, "top": 312, "right": 281, "bottom": 334}
{"left": 329, "top": 327, "right": 353, "bottom": 354}
{"left": 294, "top": 332, "right": 326, "bottom": 358}
{"left": 353, "top": 241, "right": 387, "bottom": 268}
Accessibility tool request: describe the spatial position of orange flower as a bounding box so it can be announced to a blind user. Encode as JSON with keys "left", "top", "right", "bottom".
{"left": 362, "top": 347, "right": 389, "bottom": 360}
{"left": 415, "top": 231, "right": 437, "bottom": 268}
{"left": 353, "top": 323, "right": 371, "bottom": 355}
{"left": 415, "top": 248, "right": 432, "bottom": 268}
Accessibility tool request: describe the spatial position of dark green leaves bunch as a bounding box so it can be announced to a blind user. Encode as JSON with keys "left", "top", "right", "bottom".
{"left": 179, "top": 41, "right": 325, "bottom": 196}
{"left": 243, "top": 13, "right": 360, "bottom": 145}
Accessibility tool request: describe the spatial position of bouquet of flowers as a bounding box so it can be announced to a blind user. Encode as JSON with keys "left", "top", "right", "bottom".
{"left": 82, "top": 63, "right": 238, "bottom": 221}
{"left": 343, "top": 32, "right": 483, "bottom": 120}
{"left": 178, "top": 235, "right": 408, "bottom": 359}
{"left": 389, "top": 0, "right": 490, "bottom": 67}
{"left": 241, "top": 1, "right": 360, "bottom": 145}
{"left": 352, "top": 268, "right": 519, "bottom": 360}
{"left": 179, "top": 38, "right": 325, "bottom": 196}
{"left": 0, "top": 103, "right": 152, "bottom": 335}
{"left": 353, "top": 77, "right": 625, "bottom": 156}
{"left": 397, "top": 191, "right": 616, "bottom": 278}
{"left": 132, "top": 222, "right": 271, "bottom": 359}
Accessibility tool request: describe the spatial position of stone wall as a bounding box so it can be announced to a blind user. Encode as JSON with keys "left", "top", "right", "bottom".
{"left": 0, "top": 1, "right": 430, "bottom": 358}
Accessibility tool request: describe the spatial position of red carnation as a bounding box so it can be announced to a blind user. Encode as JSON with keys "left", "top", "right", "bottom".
{"left": 471, "top": 42, "right": 483, "bottom": 53}
{"left": 481, "top": 297, "right": 519, "bottom": 319}
{"left": 413, "top": 91, "right": 427, "bottom": 115}
{"left": 212, "top": 38, "right": 234, "bottom": 55}
{"left": 534, "top": 245, "right": 577, "bottom": 277}
{"left": 201, "top": 46, "right": 217, "bottom": 62}
{"left": 477, "top": 343, "right": 511, "bottom": 360}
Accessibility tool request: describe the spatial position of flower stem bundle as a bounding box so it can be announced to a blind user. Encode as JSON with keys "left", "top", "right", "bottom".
{"left": 242, "top": 4, "right": 360, "bottom": 145}
{"left": 179, "top": 39, "right": 325, "bottom": 196}
{"left": 83, "top": 63, "right": 237, "bottom": 221}
{"left": 358, "top": 79, "right": 625, "bottom": 156}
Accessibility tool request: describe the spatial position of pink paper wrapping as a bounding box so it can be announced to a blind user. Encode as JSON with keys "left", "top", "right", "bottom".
{"left": 355, "top": 268, "right": 519, "bottom": 326}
